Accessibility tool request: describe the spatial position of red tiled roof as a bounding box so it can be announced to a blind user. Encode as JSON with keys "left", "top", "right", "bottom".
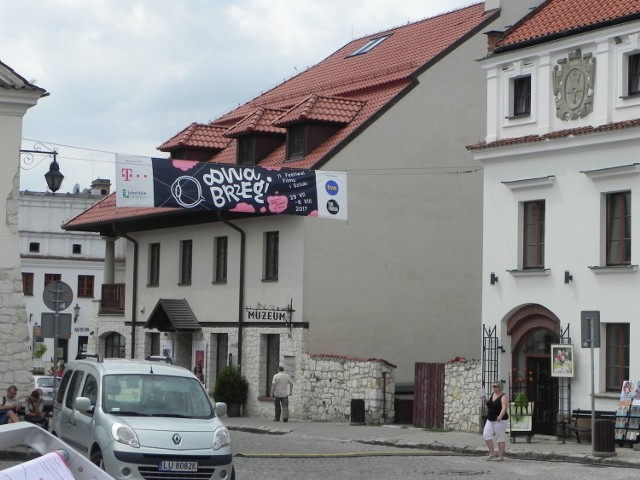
{"left": 496, "top": 0, "right": 640, "bottom": 51}
{"left": 158, "top": 123, "right": 231, "bottom": 151}
{"left": 467, "top": 118, "right": 640, "bottom": 150}
{"left": 224, "top": 107, "right": 287, "bottom": 137}
{"left": 67, "top": 3, "right": 497, "bottom": 229}
{"left": 273, "top": 94, "right": 366, "bottom": 127}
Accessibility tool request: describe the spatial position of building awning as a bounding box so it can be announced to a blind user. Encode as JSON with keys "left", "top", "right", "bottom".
{"left": 144, "top": 299, "right": 201, "bottom": 332}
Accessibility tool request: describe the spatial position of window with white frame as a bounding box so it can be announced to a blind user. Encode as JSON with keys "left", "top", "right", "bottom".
{"left": 629, "top": 52, "right": 640, "bottom": 96}
{"left": 523, "top": 200, "right": 545, "bottom": 269}
{"left": 512, "top": 75, "right": 531, "bottom": 117}
{"left": 606, "top": 191, "right": 631, "bottom": 266}
{"left": 263, "top": 231, "right": 279, "bottom": 281}
{"left": 179, "top": 240, "right": 193, "bottom": 285}
{"left": 214, "top": 236, "right": 228, "bottom": 283}
{"left": 606, "top": 323, "right": 629, "bottom": 391}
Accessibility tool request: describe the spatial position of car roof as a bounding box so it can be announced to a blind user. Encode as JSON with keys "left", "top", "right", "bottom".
{"left": 68, "top": 358, "right": 194, "bottom": 377}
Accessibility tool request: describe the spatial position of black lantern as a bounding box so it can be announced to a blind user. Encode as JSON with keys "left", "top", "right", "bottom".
{"left": 44, "top": 156, "right": 64, "bottom": 193}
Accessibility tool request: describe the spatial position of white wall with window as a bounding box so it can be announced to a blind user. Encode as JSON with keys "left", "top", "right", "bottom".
{"left": 19, "top": 186, "right": 126, "bottom": 370}
{"left": 475, "top": 18, "right": 640, "bottom": 413}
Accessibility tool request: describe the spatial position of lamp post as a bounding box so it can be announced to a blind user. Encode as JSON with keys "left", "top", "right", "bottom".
{"left": 20, "top": 147, "right": 64, "bottom": 193}
{"left": 73, "top": 303, "right": 80, "bottom": 323}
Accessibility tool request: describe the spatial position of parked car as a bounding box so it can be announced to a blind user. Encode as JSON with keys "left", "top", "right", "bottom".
{"left": 33, "top": 375, "right": 59, "bottom": 412}
{"left": 51, "top": 354, "right": 234, "bottom": 480}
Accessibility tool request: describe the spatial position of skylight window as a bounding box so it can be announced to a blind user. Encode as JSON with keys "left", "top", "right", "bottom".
{"left": 348, "top": 35, "right": 390, "bottom": 57}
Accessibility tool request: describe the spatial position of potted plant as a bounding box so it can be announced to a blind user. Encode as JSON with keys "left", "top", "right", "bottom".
{"left": 212, "top": 366, "right": 249, "bottom": 417}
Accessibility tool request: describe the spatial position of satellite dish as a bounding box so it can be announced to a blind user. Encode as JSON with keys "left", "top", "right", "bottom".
{"left": 73, "top": 183, "right": 80, "bottom": 193}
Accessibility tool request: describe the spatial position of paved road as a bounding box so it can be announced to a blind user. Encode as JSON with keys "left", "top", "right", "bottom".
{"left": 231, "top": 430, "right": 640, "bottom": 480}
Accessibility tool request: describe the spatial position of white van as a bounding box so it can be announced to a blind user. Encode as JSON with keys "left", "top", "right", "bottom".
{"left": 51, "top": 354, "right": 234, "bottom": 480}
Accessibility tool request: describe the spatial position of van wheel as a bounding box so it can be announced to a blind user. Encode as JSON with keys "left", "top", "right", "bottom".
{"left": 90, "top": 449, "right": 104, "bottom": 470}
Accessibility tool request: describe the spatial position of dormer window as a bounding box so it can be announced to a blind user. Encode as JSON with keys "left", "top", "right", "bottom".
{"left": 629, "top": 53, "right": 640, "bottom": 96}
{"left": 513, "top": 75, "right": 531, "bottom": 117}
{"left": 348, "top": 35, "right": 390, "bottom": 57}
{"left": 288, "top": 126, "right": 306, "bottom": 160}
{"left": 238, "top": 138, "right": 255, "bottom": 166}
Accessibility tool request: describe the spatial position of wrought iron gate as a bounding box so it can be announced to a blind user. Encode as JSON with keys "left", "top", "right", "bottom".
{"left": 482, "top": 324, "right": 503, "bottom": 396}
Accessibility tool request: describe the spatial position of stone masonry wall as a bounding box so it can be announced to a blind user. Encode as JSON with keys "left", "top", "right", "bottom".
{"left": 298, "top": 353, "right": 395, "bottom": 424}
{"left": 444, "top": 358, "right": 482, "bottom": 432}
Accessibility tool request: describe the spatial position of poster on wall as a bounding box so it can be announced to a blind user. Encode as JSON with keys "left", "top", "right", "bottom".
{"left": 192, "top": 340, "right": 207, "bottom": 385}
{"left": 160, "top": 338, "right": 173, "bottom": 361}
{"left": 550, "top": 344, "right": 574, "bottom": 377}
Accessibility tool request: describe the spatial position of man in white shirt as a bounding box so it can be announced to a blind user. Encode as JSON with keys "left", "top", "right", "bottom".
{"left": 270, "top": 366, "right": 293, "bottom": 422}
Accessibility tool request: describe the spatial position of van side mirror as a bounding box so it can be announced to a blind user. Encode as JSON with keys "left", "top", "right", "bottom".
{"left": 75, "top": 397, "right": 93, "bottom": 413}
{"left": 215, "top": 402, "right": 227, "bottom": 417}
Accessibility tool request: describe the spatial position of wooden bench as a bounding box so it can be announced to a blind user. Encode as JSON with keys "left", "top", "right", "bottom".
{"left": 557, "top": 409, "right": 616, "bottom": 444}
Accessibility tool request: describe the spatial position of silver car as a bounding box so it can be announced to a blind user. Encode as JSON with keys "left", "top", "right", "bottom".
{"left": 33, "top": 375, "right": 60, "bottom": 412}
{"left": 51, "top": 355, "right": 234, "bottom": 480}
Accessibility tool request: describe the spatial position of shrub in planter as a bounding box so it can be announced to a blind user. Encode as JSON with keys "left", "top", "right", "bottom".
{"left": 213, "top": 366, "right": 249, "bottom": 416}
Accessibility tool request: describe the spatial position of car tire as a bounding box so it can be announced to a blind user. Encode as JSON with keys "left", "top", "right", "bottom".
{"left": 231, "top": 466, "right": 236, "bottom": 480}
{"left": 90, "top": 448, "right": 104, "bottom": 470}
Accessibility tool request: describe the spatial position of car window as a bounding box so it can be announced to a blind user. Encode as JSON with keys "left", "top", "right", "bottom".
{"left": 65, "top": 371, "right": 85, "bottom": 409}
{"left": 55, "top": 371, "right": 72, "bottom": 405}
{"left": 103, "top": 374, "right": 214, "bottom": 418}
{"left": 37, "top": 377, "right": 54, "bottom": 388}
{"left": 80, "top": 374, "right": 99, "bottom": 409}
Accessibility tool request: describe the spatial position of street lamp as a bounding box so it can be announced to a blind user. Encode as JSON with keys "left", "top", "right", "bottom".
{"left": 73, "top": 303, "right": 80, "bottom": 323}
{"left": 44, "top": 155, "right": 64, "bottom": 193}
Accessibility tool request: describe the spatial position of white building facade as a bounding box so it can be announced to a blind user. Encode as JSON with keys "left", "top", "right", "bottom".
{"left": 20, "top": 179, "right": 125, "bottom": 371}
{"left": 471, "top": 2, "right": 640, "bottom": 435}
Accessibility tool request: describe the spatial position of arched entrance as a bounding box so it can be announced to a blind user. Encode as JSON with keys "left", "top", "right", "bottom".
{"left": 507, "top": 305, "right": 560, "bottom": 435}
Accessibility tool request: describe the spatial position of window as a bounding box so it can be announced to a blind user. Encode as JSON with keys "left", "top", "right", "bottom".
{"left": 348, "top": 35, "right": 390, "bottom": 57}
{"left": 77, "top": 275, "right": 95, "bottom": 297}
{"left": 629, "top": 53, "right": 640, "bottom": 96}
{"left": 513, "top": 76, "right": 531, "bottom": 117}
{"left": 44, "top": 273, "right": 61, "bottom": 286}
{"left": 22, "top": 273, "right": 34, "bottom": 296}
{"left": 287, "top": 126, "right": 305, "bottom": 160}
{"left": 104, "top": 332, "right": 126, "bottom": 358}
{"left": 148, "top": 243, "right": 160, "bottom": 286}
{"left": 29, "top": 242, "right": 40, "bottom": 253}
{"left": 523, "top": 200, "right": 545, "bottom": 269}
{"left": 179, "top": 240, "right": 193, "bottom": 285}
{"left": 606, "top": 323, "right": 629, "bottom": 391}
{"left": 237, "top": 138, "right": 254, "bottom": 166}
{"left": 263, "top": 231, "right": 279, "bottom": 281}
{"left": 72, "top": 244, "right": 82, "bottom": 254}
{"left": 214, "top": 236, "right": 228, "bottom": 283}
{"left": 606, "top": 191, "right": 631, "bottom": 266}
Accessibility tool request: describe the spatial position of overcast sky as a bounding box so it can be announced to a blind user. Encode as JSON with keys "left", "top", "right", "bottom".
{"left": 1, "top": 0, "right": 477, "bottom": 193}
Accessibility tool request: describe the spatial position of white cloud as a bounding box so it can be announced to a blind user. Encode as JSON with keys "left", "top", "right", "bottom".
{"left": 0, "top": 0, "right": 476, "bottom": 192}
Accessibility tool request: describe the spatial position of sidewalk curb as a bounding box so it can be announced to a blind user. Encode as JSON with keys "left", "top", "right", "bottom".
{"left": 227, "top": 424, "right": 640, "bottom": 469}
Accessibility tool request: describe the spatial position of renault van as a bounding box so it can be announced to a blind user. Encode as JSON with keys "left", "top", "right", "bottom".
{"left": 51, "top": 354, "right": 234, "bottom": 480}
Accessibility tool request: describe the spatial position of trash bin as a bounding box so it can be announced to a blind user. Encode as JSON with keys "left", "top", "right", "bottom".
{"left": 593, "top": 419, "right": 616, "bottom": 457}
{"left": 350, "top": 399, "right": 365, "bottom": 425}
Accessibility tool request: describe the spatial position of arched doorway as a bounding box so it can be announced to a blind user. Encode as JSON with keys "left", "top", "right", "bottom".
{"left": 507, "top": 305, "right": 560, "bottom": 435}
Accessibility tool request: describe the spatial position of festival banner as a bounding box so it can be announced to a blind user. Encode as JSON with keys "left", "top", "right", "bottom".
{"left": 116, "top": 155, "right": 347, "bottom": 220}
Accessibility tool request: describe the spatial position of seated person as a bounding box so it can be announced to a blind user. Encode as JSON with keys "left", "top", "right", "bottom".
{"left": 0, "top": 385, "right": 21, "bottom": 424}
{"left": 24, "top": 389, "right": 47, "bottom": 425}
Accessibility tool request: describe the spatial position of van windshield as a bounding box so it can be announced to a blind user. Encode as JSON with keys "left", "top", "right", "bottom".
{"left": 103, "top": 374, "right": 214, "bottom": 418}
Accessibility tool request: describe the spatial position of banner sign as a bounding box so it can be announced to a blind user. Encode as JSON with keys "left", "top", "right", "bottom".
{"left": 116, "top": 155, "right": 348, "bottom": 220}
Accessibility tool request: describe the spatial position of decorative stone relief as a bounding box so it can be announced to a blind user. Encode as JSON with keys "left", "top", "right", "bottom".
{"left": 553, "top": 49, "right": 596, "bottom": 120}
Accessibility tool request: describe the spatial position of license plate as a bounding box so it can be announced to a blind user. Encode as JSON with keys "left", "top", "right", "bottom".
{"left": 158, "top": 461, "right": 198, "bottom": 472}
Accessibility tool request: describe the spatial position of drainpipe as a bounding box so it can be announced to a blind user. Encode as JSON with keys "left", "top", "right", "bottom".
{"left": 217, "top": 212, "right": 245, "bottom": 374}
{"left": 114, "top": 224, "right": 138, "bottom": 358}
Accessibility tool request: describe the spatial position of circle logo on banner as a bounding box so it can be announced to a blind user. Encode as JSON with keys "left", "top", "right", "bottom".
{"left": 325, "top": 180, "right": 339, "bottom": 196}
{"left": 326, "top": 200, "right": 340, "bottom": 215}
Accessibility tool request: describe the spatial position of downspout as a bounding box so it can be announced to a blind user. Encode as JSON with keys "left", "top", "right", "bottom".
{"left": 114, "top": 224, "right": 138, "bottom": 358}
{"left": 217, "top": 212, "right": 245, "bottom": 374}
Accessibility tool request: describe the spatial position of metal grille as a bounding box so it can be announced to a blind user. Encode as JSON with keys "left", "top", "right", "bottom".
{"left": 556, "top": 323, "right": 572, "bottom": 427}
{"left": 482, "top": 324, "right": 503, "bottom": 396}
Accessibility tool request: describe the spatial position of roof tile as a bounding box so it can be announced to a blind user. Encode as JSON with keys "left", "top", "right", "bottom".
{"left": 497, "top": 0, "right": 640, "bottom": 50}
{"left": 158, "top": 123, "right": 231, "bottom": 151}
{"left": 224, "top": 107, "right": 287, "bottom": 137}
{"left": 273, "top": 94, "right": 366, "bottom": 127}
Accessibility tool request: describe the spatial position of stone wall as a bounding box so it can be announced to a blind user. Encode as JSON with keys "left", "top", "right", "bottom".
{"left": 444, "top": 358, "right": 482, "bottom": 432}
{"left": 298, "top": 353, "right": 395, "bottom": 424}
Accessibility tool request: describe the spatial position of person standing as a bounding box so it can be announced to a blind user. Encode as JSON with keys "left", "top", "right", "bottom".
{"left": 483, "top": 382, "right": 509, "bottom": 461}
{"left": 194, "top": 365, "right": 205, "bottom": 384}
{"left": 271, "top": 366, "right": 293, "bottom": 422}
